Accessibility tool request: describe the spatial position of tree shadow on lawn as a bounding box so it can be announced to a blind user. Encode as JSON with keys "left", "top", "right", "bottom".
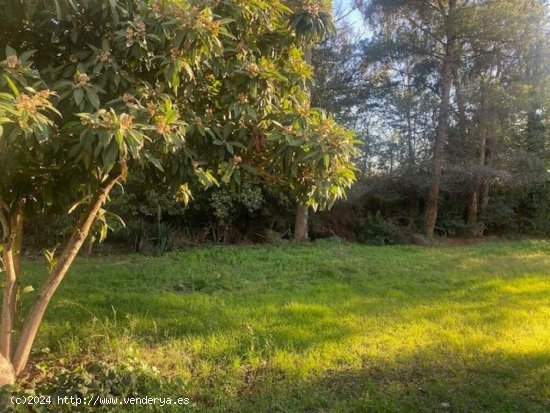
{"left": 226, "top": 349, "right": 550, "bottom": 413}
{"left": 42, "top": 290, "right": 361, "bottom": 360}
{"left": 35, "top": 271, "right": 550, "bottom": 387}
{"left": 37, "top": 250, "right": 550, "bottom": 358}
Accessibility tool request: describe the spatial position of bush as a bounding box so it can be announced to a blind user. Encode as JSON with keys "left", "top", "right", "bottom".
{"left": 355, "top": 212, "right": 409, "bottom": 245}
{"left": 434, "top": 218, "right": 471, "bottom": 238}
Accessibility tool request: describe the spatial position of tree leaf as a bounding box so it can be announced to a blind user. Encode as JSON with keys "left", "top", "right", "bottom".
{"left": 73, "top": 88, "right": 84, "bottom": 106}
{"left": 5, "top": 45, "right": 16, "bottom": 57}
{"left": 87, "top": 90, "right": 100, "bottom": 109}
{"left": 144, "top": 151, "right": 164, "bottom": 172}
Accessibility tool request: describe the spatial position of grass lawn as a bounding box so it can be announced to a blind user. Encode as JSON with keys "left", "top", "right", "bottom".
{"left": 15, "top": 239, "right": 550, "bottom": 412}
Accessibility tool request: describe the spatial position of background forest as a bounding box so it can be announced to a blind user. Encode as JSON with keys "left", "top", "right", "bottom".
{"left": 313, "top": 0, "right": 550, "bottom": 244}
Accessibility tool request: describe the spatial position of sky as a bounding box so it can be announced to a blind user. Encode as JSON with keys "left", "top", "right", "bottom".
{"left": 337, "top": 0, "right": 363, "bottom": 23}
{"left": 334, "top": 0, "right": 369, "bottom": 38}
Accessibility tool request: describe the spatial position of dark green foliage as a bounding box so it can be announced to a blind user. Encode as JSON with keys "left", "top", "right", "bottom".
{"left": 355, "top": 211, "right": 409, "bottom": 245}
{"left": 312, "top": 0, "right": 550, "bottom": 240}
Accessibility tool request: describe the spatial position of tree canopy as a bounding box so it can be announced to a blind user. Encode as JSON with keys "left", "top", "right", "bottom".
{"left": 0, "top": 0, "right": 358, "bottom": 383}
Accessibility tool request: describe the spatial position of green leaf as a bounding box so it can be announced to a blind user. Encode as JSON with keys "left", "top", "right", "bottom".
{"left": 73, "top": 88, "right": 84, "bottom": 106}
{"left": 177, "top": 183, "right": 193, "bottom": 205}
{"left": 87, "top": 90, "right": 100, "bottom": 109}
{"left": 108, "top": 0, "right": 119, "bottom": 22}
{"left": 195, "top": 168, "right": 219, "bottom": 188}
{"left": 102, "top": 142, "right": 119, "bottom": 172}
{"left": 4, "top": 76, "right": 19, "bottom": 97}
{"left": 180, "top": 61, "right": 194, "bottom": 80}
{"left": 144, "top": 151, "right": 164, "bottom": 172}
{"left": 5, "top": 45, "right": 16, "bottom": 57}
{"left": 221, "top": 162, "right": 236, "bottom": 184}
{"left": 18, "top": 50, "right": 36, "bottom": 63}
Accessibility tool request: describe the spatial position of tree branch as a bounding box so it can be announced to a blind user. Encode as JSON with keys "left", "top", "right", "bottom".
{"left": 0, "top": 206, "right": 9, "bottom": 241}
{"left": 12, "top": 161, "right": 128, "bottom": 375}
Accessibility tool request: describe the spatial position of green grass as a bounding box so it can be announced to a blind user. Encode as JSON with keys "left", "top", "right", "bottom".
{"left": 18, "top": 239, "right": 550, "bottom": 412}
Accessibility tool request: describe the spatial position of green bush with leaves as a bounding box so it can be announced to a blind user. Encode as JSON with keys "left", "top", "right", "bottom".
{"left": 355, "top": 212, "right": 410, "bottom": 246}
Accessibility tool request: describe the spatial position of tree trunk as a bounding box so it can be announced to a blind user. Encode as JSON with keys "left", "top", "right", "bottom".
{"left": 294, "top": 44, "right": 312, "bottom": 243}
{"left": 466, "top": 118, "right": 485, "bottom": 230}
{"left": 11, "top": 163, "right": 127, "bottom": 376}
{"left": 0, "top": 206, "right": 22, "bottom": 362}
{"left": 425, "top": 0, "right": 457, "bottom": 238}
{"left": 466, "top": 190, "right": 478, "bottom": 226}
{"left": 12, "top": 210, "right": 23, "bottom": 277}
{"left": 294, "top": 203, "right": 309, "bottom": 241}
{"left": 453, "top": 65, "right": 467, "bottom": 132}
{"left": 0, "top": 352, "right": 14, "bottom": 386}
{"left": 406, "top": 76, "right": 415, "bottom": 166}
{"left": 454, "top": 59, "right": 483, "bottom": 236}
{"left": 0, "top": 247, "right": 17, "bottom": 360}
{"left": 479, "top": 163, "right": 491, "bottom": 216}
{"left": 477, "top": 103, "right": 495, "bottom": 236}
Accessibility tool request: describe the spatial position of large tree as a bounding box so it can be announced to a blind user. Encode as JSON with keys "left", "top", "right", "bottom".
{"left": 286, "top": 0, "right": 340, "bottom": 241}
{"left": 0, "top": 0, "right": 357, "bottom": 384}
{"left": 357, "top": 0, "right": 463, "bottom": 238}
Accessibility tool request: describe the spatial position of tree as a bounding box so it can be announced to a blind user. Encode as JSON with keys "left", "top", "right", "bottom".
{"left": 0, "top": 0, "right": 357, "bottom": 384}
{"left": 357, "top": 0, "right": 462, "bottom": 237}
{"left": 287, "top": 0, "right": 339, "bottom": 241}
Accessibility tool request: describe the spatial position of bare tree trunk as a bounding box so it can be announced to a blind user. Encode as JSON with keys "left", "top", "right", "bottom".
{"left": 0, "top": 205, "right": 20, "bottom": 385}
{"left": 11, "top": 163, "right": 127, "bottom": 376}
{"left": 0, "top": 247, "right": 17, "bottom": 361}
{"left": 473, "top": 120, "right": 488, "bottom": 234}
{"left": 478, "top": 129, "right": 492, "bottom": 229}
{"left": 0, "top": 207, "right": 22, "bottom": 361}
{"left": 453, "top": 66, "right": 467, "bottom": 131}
{"left": 294, "top": 203, "right": 309, "bottom": 241}
{"left": 467, "top": 92, "right": 495, "bottom": 237}
{"left": 406, "top": 92, "right": 415, "bottom": 165}
{"left": 294, "top": 45, "right": 313, "bottom": 243}
{"left": 0, "top": 352, "right": 14, "bottom": 386}
{"left": 12, "top": 210, "right": 23, "bottom": 277}
{"left": 466, "top": 118, "right": 486, "bottom": 229}
{"left": 454, "top": 62, "right": 482, "bottom": 236}
{"left": 479, "top": 179, "right": 490, "bottom": 215}
{"left": 425, "top": 0, "right": 457, "bottom": 238}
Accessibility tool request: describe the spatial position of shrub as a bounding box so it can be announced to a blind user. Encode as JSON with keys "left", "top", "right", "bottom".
{"left": 355, "top": 212, "right": 409, "bottom": 245}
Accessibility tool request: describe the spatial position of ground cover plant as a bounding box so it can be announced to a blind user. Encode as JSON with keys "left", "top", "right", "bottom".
{"left": 2, "top": 239, "right": 548, "bottom": 412}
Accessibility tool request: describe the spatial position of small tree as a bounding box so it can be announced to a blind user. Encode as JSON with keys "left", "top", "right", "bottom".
{"left": 287, "top": 0, "right": 340, "bottom": 240}
{"left": 263, "top": 108, "right": 359, "bottom": 240}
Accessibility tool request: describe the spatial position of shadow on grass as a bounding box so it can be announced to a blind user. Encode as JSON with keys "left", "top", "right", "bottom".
{"left": 38, "top": 255, "right": 550, "bottom": 359}
{"left": 226, "top": 350, "right": 550, "bottom": 413}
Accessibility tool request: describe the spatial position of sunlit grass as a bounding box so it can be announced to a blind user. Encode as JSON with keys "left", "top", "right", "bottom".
{"left": 20, "top": 239, "right": 550, "bottom": 412}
